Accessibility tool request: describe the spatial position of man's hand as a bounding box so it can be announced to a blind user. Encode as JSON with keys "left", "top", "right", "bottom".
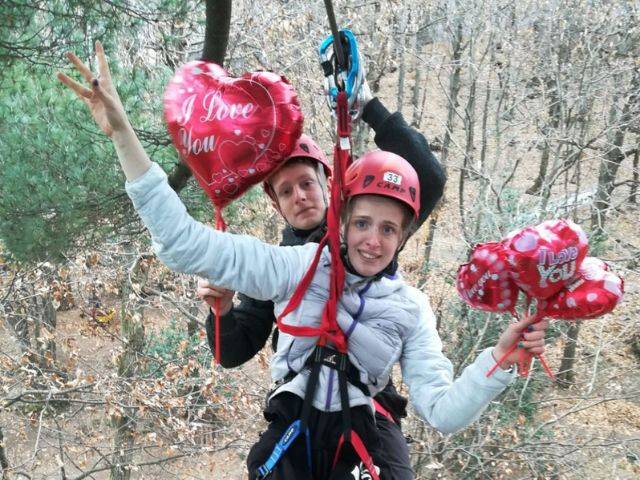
{"left": 196, "top": 278, "right": 235, "bottom": 316}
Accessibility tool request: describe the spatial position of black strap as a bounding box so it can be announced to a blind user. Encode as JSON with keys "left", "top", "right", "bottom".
{"left": 282, "top": 348, "right": 371, "bottom": 399}
{"left": 299, "top": 347, "right": 325, "bottom": 431}
{"left": 337, "top": 355, "right": 352, "bottom": 438}
{"left": 321, "top": 60, "right": 334, "bottom": 77}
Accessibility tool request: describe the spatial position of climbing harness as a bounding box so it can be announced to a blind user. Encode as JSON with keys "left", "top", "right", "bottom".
{"left": 256, "top": 73, "right": 380, "bottom": 480}
{"left": 258, "top": 93, "right": 379, "bottom": 479}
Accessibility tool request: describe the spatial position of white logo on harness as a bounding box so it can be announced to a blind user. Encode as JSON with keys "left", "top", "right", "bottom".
{"left": 351, "top": 462, "right": 381, "bottom": 479}
{"left": 383, "top": 172, "right": 402, "bottom": 185}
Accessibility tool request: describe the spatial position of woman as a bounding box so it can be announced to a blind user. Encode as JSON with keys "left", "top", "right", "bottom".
{"left": 58, "top": 43, "right": 548, "bottom": 479}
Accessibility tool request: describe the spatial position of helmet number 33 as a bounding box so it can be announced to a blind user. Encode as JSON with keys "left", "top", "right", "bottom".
{"left": 383, "top": 172, "right": 402, "bottom": 185}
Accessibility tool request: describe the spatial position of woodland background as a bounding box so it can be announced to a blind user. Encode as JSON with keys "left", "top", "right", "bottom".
{"left": 1, "top": 0, "right": 639, "bottom": 478}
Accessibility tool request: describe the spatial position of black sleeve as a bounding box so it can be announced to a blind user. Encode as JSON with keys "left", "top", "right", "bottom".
{"left": 205, "top": 294, "right": 275, "bottom": 368}
{"left": 362, "top": 97, "right": 447, "bottom": 229}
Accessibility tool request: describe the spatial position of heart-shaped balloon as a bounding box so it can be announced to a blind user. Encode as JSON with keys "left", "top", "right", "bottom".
{"left": 164, "top": 61, "right": 304, "bottom": 208}
{"left": 538, "top": 257, "right": 624, "bottom": 320}
{"left": 457, "top": 242, "right": 520, "bottom": 313}
{"left": 503, "top": 219, "right": 589, "bottom": 299}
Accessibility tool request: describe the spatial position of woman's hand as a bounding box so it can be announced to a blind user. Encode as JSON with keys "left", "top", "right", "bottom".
{"left": 57, "top": 41, "right": 130, "bottom": 137}
{"left": 197, "top": 278, "right": 235, "bottom": 316}
{"left": 57, "top": 41, "right": 151, "bottom": 181}
{"left": 493, "top": 315, "right": 549, "bottom": 370}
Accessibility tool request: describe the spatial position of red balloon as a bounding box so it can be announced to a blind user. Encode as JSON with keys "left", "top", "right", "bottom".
{"left": 538, "top": 257, "right": 624, "bottom": 320}
{"left": 457, "top": 242, "right": 520, "bottom": 313}
{"left": 503, "top": 219, "right": 589, "bottom": 299}
{"left": 164, "top": 61, "right": 304, "bottom": 208}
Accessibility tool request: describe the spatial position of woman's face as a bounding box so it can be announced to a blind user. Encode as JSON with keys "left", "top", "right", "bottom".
{"left": 345, "top": 195, "right": 406, "bottom": 277}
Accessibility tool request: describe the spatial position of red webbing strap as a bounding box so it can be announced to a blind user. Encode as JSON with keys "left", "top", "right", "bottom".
{"left": 328, "top": 92, "right": 381, "bottom": 475}
{"left": 319, "top": 91, "right": 350, "bottom": 351}
{"left": 276, "top": 91, "right": 363, "bottom": 475}
{"left": 212, "top": 206, "right": 228, "bottom": 365}
{"left": 276, "top": 235, "right": 329, "bottom": 339}
{"left": 276, "top": 91, "right": 352, "bottom": 352}
{"left": 332, "top": 431, "right": 381, "bottom": 480}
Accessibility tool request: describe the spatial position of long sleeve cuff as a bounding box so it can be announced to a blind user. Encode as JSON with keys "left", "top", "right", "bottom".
{"left": 362, "top": 97, "right": 393, "bottom": 131}
{"left": 475, "top": 347, "right": 516, "bottom": 386}
{"left": 125, "top": 162, "right": 166, "bottom": 208}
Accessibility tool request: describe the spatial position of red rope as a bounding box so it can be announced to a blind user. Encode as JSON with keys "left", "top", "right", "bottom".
{"left": 276, "top": 91, "right": 351, "bottom": 352}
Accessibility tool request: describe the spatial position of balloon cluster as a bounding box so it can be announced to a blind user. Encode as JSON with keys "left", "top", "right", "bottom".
{"left": 456, "top": 219, "right": 624, "bottom": 377}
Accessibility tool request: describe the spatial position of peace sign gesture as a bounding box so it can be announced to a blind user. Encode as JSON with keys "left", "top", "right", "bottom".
{"left": 57, "top": 41, "right": 129, "bottom": 137}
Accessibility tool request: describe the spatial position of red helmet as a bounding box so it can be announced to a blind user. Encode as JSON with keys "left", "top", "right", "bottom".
{"left": 263, "top": 133, "right": 331, "bottom": 199}
{"left": 285, "top": 133, "right": 331, "bottom": 177}
{"left": 343, "top": 150, "right": 420, "bottom": 220}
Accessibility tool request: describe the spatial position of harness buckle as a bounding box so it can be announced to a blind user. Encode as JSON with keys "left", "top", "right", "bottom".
{"left": 315, "top": 345, "right": 348, "bottom": 372}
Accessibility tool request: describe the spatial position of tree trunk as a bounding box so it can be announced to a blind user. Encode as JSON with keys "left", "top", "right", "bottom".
{"left": 459, "top": 36, "right": 478, "bottom": 245}
{"left": 110, "top": 274, "right": 145, "bottom": 480}
{"left": 187, "top": 299, "right": 199, "bottom": 338}
{"left": 167, "top": 0, "right": 232, "bottom": 193}
{"left": 591, "top": 69, "right": 639, "bottom": 232}
{"left": 527, "top": 78, "right": 559, "bottom": 195}
{"left": 202, "top": 0, "right": 232, "bottom": 64}
{"left": 479, "top": 70, "right": 491, "bottom": 175}
{"left": 441, "top": 22, "right": 464, "bottom": 179}
{"left": 33, "top": 294, "right": 58, "bottom": 371}
{"left": 395, "top": 11, "right": 408, "bottom": 114}
{"left": 422, "top": 207, "right": 440, "bottom": 269}
{"left": 0, "top": 425, "right": 10, "bottom": 476}
{"left": 411, "top": 32, "right": 423, "bottom": 128}
{"left": 110, "top": 414, "right": 135, "bottom": 480}
{"left": 463, "top": 36, "right": 476, "bottom": 177}
{"left": 557, "top": 322, "right": 581, "bottom": 388}
{"left": 423, "top": 22, "right": 463, "bottom": 269}
{"left": 526, "top": 141, "right": 550, "bottom": 196}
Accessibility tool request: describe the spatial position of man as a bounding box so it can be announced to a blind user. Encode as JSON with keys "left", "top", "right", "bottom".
{"left": 198, "top": 90, "right": 446, "bottom": 479}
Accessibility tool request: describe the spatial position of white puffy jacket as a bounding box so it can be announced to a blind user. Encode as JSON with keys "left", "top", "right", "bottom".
{"left": 126, "top": 163, "right": 514, "bottom": 433}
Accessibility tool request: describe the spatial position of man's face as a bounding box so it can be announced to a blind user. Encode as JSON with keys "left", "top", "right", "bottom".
{"left": 269, "top": 161, "right": 327, "bottom": 230}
